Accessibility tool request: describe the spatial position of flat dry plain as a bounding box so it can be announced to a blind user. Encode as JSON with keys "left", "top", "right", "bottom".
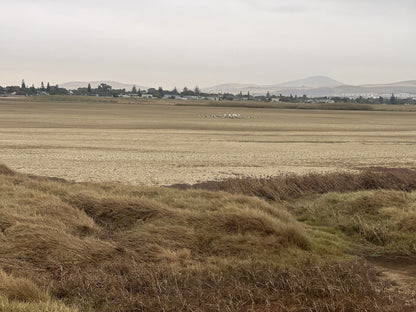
{"left": 1, "top": 96, "right": 416, "bottom": 185}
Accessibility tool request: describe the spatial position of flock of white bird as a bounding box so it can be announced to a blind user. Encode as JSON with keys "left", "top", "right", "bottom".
{"left": 200, "top": 113, "right": 253, "bottom": 119}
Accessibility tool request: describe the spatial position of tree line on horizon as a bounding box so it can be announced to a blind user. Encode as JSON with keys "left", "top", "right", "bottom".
{"left": 0, "top": 80, "right": 209, "bottom": 98}
{"left": 1, "top": 80, "right": 68, "bottom": 96}
{"left": 0, "top": 80, "right": 415, "bottom": 105}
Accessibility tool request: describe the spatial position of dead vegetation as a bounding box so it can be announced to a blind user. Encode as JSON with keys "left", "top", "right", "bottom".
{"left": 0, "top": 164, "right": 415, "bottom": 311}
{"left": 176, "top": 167, "right": 416, "bottom": 201}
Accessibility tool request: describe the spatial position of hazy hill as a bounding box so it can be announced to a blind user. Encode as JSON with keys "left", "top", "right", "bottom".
{"left": 201, "top": 83, "right": 263, "bottom": 94}
{"left": 203, "top": 76, "right": 343, "bottom": 94}
{"left": 361, "top": 80, "right": 416, "bottom": 88}
{"left": 60, "top": 81, "right": 148, "bottom": 91}
{"left": 203, "top": 76, "right": 416, "bottom": 97}
{"left": 274, "top": 75, "right": 344, "bottom": 88}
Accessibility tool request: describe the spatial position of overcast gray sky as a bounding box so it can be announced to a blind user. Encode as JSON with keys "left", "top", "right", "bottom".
{"left": 1, "top": 0, "right": 415, "bottom": 88}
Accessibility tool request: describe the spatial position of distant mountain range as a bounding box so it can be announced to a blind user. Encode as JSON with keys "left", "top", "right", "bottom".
{"left": 202, "top": 76, "right": 343, "bottom": 94}
{"left": 202, "top": 76, "right": 416, "bottom": 98}
{"left": 59, "top": 81, "right": 148, "bottom": 91}
{"left": 60, "top": 77, "right": 416, "bottom": 98}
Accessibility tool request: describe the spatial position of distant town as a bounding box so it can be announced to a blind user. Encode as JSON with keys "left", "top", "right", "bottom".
{"left": 1, "top": 80, "right": 415, "bottom": 105}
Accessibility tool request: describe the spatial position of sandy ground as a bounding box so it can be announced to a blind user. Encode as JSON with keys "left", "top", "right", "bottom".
{"left": 1, "top": 97, "right": 416, "bottom": 185}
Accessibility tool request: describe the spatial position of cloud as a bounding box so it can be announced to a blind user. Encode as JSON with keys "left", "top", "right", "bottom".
{"left": 241, "top": 0, "right": 416, "bottom": 15}
{"left": 0, "top": 0, "right": 415, "bottom": 87}
{"left": 241, "top": 0, "right": 311, "bottom": 13}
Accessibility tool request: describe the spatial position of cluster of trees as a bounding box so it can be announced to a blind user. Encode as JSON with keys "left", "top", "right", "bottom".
{"left": 73, "top": 85, "right": 207, "bottom": 98}
{"left": 70, "top": 84, "right": 206, "bottom": 98}
{"left": 264, "top": 93, "right": 415, "bottom": 105}
{"left": 0, "top": 81, "right": 208, "bottom": 98}
{"left": 331, "top": 94, "right": 415, "bottom": 105}
{"left": 73, "top": 83, "right": 122, "bottom": 97}
{"left": 0, "top": 80, "right": 67, "bottom": 96}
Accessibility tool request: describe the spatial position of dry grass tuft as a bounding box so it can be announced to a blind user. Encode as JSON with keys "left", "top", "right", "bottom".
{"left": 286, "top": 190, "right": 416, "bottom": 254}
{"left": 68, "top": 193, "right": 172, "bottom": 232}
{"left": 0, "top": 270, "right": 48, "bottom": 303}
{"left": 398, "top": 214, "right": 416, "bottom": 232}
{"left": 210, "top": 209, "right": 310, "bottom": 250}
{"left": 0, "top": 295, "right": 78, "bottom": 312}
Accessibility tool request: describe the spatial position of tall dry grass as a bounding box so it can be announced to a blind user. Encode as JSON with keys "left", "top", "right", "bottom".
{"left": 0, "top": 270, "right": 77, "bottom": 312}
{"left": 0, "top": 164, "right": 414, "bottom": 311}
{"left": 175, "top": 168, "right": 416, "bottom": 201}
{"left": 285, "top": 190, "right": 416, "bottom": 255}
{"left": 0, "top": 270, "right": 48, "bottom": 303}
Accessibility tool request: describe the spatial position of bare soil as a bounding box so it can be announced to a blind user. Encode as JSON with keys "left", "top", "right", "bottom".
{"left": 367, "top": 255, "right": 416, "bottom": 305}
{"left": 1, "top": 97, "right": 416, "bottom": 185}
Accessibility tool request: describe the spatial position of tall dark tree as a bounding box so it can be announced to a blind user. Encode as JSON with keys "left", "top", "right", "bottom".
{"left": 390, "top": 93, "right": 396, "bottom": 104}
{"left": 46, "top": 82, "right": 51, "bottom": 93}
{"left": 194, "top": 86, "right": 200, "bottom": 95}
{"left": 172, "top": 87, "right": 179, "bottom": 95}
{"left": 21, "top": 79, "right": 26, "bottom": 89}
{"left": 158, "top": 86, "right": 164, "bottom": 97}
{"left": 87, "top": 83, "right": 92, "bottom": 93}
{"left": 40, "top": 82, "right": 45, "bottom": 91}
{"left": 132, "top": 85, "right": 137, "bottom": 93}
{"left": 98, "top": 83, "right": 112, "bottom": 92}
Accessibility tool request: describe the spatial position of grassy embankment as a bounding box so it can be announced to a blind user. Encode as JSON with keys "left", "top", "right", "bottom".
{"left": 0, "top": 164, "right": 415, "bottom": 311}
{"left": 174, "top": 100, "right": 416, "bottom": 112}
{"left": 175, "top": 101, "right": 376, "bottom": 111}
{"left": 2, "top": 95, "right": 416, "bottom": 111}
{"left": 179, "top": 168, "right": 416, "bottom": 255}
